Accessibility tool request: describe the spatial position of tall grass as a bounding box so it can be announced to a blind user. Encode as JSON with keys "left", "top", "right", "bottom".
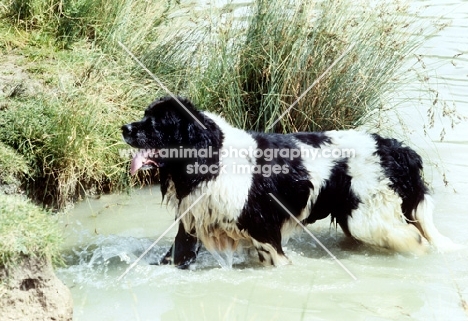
{"left": 0, "top": 0, "right": 436, "bottom": 207}
{"left": 146, "top": 0, "right": 429, "bottom": 132}
{"left": 3, "top": 0, "right": 430, "bottom": 131}
{"left": 2, "top": 0, "right": 173, "bottom": 48}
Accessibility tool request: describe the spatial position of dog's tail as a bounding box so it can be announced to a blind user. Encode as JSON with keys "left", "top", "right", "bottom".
{"left": 413, "top": 194, "right": 462, "bottom": 252}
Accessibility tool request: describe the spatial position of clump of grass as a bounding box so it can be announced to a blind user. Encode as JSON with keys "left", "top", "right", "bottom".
{"left": 0, "top": 95, "right": 125, "bottom": 208}
{"left": 0, "top": 142, "right": 28, "bottom": 186}
{"left": 0, "top": 193, "right": 62, "bottom": 269}
{"left": 149, "top": 0, "right": 429, "bottom": 133}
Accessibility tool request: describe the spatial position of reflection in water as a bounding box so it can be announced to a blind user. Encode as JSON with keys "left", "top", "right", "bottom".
{"left": 57, "top": 1, "right": 468, "bottom": 320}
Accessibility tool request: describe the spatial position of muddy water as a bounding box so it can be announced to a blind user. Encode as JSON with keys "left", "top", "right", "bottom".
{"left": 56, "top": 1, "right": 468, "bottom": 320}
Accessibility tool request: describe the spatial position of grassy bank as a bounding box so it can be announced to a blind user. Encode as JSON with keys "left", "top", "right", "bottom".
{"left": 0, "top": 193, "right": 68, "bottom": 319}
{"left": 0, "top": 0, "right": 441, "bottom": 209}
{"left": 0, "top": 193, "right": 61, "bottom": 269}
{"left": 0, "top": 15, "right": 159, "bottom": 207}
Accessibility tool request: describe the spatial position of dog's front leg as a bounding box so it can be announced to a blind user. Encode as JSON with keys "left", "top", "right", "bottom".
{"left": 158, "top": 221, "right": 200, "bottom": 269}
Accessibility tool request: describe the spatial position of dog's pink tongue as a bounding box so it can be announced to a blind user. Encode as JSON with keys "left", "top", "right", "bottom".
{"left": 130, "top": 153, "right": 145, "bottom": 175}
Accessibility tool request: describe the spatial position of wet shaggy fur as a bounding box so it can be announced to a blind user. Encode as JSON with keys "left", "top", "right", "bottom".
{"left": 122, "top": 96, "right": 456, "bottom": 269}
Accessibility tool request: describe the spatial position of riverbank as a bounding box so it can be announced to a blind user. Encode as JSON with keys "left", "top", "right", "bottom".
{"left": 0, "top": 193, "right": 72, "bottom": 320}
{"left": 0, "top": 256, "right": 72, "bottom": 321}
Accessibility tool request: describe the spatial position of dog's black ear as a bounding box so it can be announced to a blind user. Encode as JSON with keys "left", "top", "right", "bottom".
{"left": 172, "top": 98, "right": 224, "bottom": 149}
{"left": 174, "top": 98, "right": 207, "bottom": 126}
{"left": 185, "top": 115, "right": 224, "bottom": 151}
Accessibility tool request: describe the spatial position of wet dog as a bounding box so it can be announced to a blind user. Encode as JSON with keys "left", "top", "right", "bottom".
{"left": 122, "top": 96, "right": 456, "bottom": 269}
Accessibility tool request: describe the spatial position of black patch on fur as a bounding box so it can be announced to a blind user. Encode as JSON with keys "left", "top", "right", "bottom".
{"left": 237, "top": 132, "right": 312, "bottom": 256}
{"left": 305, "top": 159, "right": 360, "bottom": 235}
{"left": 290, "top": 132, "right": 332, "bottom": 148}
{"left": 372, "top": 134, "right": 428, "bottom": 220}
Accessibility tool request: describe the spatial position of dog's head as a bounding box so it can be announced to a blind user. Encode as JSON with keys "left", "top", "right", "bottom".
{"left": 121, "top": 96, "right": 221, "bottom": 175}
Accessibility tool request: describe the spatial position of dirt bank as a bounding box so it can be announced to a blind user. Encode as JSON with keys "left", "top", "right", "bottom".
{"left": 0, "top": 256, "right": 73, "bottom": 321}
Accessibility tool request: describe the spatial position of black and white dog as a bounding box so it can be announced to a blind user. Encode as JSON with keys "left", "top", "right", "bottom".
{"left": 122, "top": 96, "right": 456, "bottom": 269}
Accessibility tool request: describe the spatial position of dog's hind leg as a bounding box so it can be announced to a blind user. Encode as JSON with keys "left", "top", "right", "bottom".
{"left": 158, "top": 222, "right": 200, "bottom": 269}
{"left": 348, "top": 209, "right": 430, "bottom": 255}
{"left": 347, "top": 188, "right": 431, "bottom": 255}
{"left": 412, "top": 194, "right": 462, "bottom": 252}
